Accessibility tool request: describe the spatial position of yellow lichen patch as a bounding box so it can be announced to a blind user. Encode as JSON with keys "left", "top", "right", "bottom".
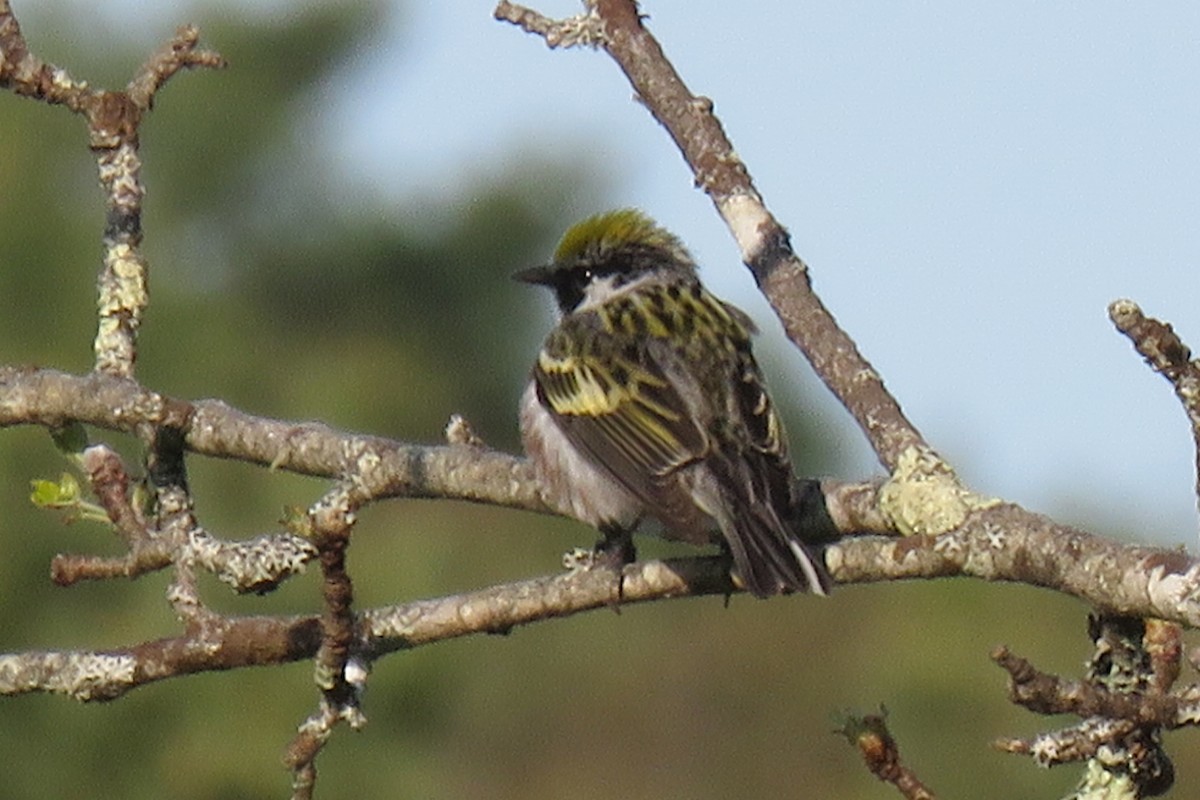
{"left": 878, "top": 446, "right": 1000, "bottom": 536}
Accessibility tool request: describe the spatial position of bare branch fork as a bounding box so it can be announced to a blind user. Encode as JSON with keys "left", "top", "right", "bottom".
{"left": 3, "top": 0, "right": 1200, "bottom": 796}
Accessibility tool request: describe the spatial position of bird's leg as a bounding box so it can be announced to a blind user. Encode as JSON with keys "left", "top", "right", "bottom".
{"left": 593, "top": 524, "right": 636, "bottom": 607}
{"left": 716, "top": 541, "right": 737, "bottom": 606}
{"left": 593, "top": 524, "right": 637, "bottom": 568}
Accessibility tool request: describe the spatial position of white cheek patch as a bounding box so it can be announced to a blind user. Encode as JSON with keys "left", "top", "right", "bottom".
{"left": 577, "top": 272, "right": 658, "bottom": 312}
{"left": 577, "top": 274, "right": 623, "bottom": 312}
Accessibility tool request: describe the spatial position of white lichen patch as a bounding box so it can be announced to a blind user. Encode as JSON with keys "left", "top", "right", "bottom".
{"left": 174, "top": 526, "right": 316, "bottom": 594}
{"left": 352, "top": 444, "right": 382, "bottom": 476}
{"left": 64, "top": 652, "right": 137, "bottom": 701}
{"left": 982, "top": 521, "right": 1007, "bottom": 549}
{"left": 637, "top": 559, "right": 680, "bottom": 591}
{"left": 344, "top": 657, "right": 370, "bottom": 689}
{"left": 50, "top": 67, "right": 89, "bottom": 93}
{"left": 99, "top": 243, "right": 148, "bottom": 313}
{"left": 561, "top": 547, "right": 595, "bottom": 572}
{"left": 932, "top": 531, "right": 966, "bottom": 555}
{"left": 719, "top": 194, "right": 772, "bottom": 262}
{"left": 1146, "top": 561, "right": 1200, "bottom": 626}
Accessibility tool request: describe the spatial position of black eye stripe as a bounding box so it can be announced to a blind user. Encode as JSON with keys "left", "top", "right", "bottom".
{"left": 547, "top": 243, "right": 692, "bottom": 313}
{"left": 588, "top": 252, "right": 636, "bottom": 279}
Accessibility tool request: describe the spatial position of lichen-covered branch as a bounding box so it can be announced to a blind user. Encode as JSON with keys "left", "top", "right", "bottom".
{"left": 0, "top": 366, "right": 545, "bottom": 512}
{"left": 492, "top": 0, "right": 603, "bottom": 48}
{"left": 994, "top": 617, "right": 1192, "bottom": 798}
{"left": 832, "top": 505, "right": 1200, "bottom": 626}
{"left": 8, "top": 365, "right": 1200, "bottom": 625}
{"left": 7, "top": 522, "right": 1200, "bottom": 704}
{"left": 1110, "top": 299, "right": 1200, "bottom": 527}
{"left": 0, "top": 0, "right": 91, "bottom": 109}
{"left": 0, "top": 3, "right": 224, "bottom": 377}
{"left": 0, "top": 557, "right": 725, "bottom": 701}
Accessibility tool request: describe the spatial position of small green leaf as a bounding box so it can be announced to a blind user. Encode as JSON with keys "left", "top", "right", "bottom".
{"left": 30, "top": 473, "right": 109, "bottom": 525}
{"left": 30, "top": 473, "right": 81, "bottom": 508}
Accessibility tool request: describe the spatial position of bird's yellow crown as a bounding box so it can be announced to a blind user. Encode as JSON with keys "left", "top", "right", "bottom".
{"left": 553, "top": 208, "right": 693, "bottom": 266}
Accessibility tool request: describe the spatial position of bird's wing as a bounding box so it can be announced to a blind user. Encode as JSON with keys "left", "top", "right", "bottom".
{"left": 533, "top": 315, "right": 710, "bottom": 504}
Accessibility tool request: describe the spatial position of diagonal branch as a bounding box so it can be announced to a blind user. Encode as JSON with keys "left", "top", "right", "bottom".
{"left": 0, "top": 1, "right": 90, "bottom": 109}
{"left": 497, "top": 0, "right": 925, "bottom": 473}
{"left": 838, "top": 710, "right": 937, "bottom": 800}
{"left": 1110, "top": 299, "right": 1200, "bottom": 529}
{"left": 0, "top": 557, "right": 731, "bottom": 702}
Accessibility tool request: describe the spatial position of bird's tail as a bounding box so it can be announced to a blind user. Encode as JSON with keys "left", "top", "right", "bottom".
{"left": 722, "top": 505, "right": 833, "bottom": 599}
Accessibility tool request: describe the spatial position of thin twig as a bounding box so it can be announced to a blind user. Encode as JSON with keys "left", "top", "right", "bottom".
{"left": 126, "top": 24, "right": 226, "bottom": 110}
{"left": 0, "top": 0, "right": 91, "bottom": 109}
{"left": 992, "top": 645, "right": 1181, "bottom": 727}
{"left": 837, "top": 709, "right": 936, "bottom": 800}
{"left": 994, "top": 617, "right": 1181, "bottom": 796}
{"left": 1110, "top": 299, "right": 1200, "bottom": 531}
{"left": 284, "top": 483, "right": 368, "bottom": 788}
{"left": 493, "top": 0, "right": 603, "bottom": 48}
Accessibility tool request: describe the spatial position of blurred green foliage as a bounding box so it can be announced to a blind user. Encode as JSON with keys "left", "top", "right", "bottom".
{"left": 0, "top": 3, "right": 1186, "bottom": 800}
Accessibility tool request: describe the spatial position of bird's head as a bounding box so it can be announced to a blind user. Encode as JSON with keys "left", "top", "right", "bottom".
{"left": 515, "top": 208, "right": 696, "bottom": 313}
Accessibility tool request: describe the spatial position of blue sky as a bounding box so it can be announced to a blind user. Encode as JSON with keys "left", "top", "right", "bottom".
{"left": 54, "top": 0, "right": 1200, "bottom": 545}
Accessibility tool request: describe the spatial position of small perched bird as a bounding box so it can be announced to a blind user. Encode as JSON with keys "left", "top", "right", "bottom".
{"left": 517, "top": 209, "right": 831, "bottom": 598}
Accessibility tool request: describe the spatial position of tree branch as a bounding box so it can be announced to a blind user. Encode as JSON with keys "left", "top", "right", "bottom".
{"left": 284, "top": 483, "right": 368, "bottom": 795}
{"left": 0, "top": 366, "right": 545, "bottom": 512}
{"left": 1111, "top": 299, "right": 1200, "bottom": 528}
{"left": 6, "top": 512, "right": 1200, "bottom": 704}
{"left": 9, "top": 365, "right": 1200, "bottom": 624}
{"left": 0, "top": 2, "right": 224, "bottom": 377}
{"left": 838, "top": 709, "right": 937, "bottom": 800}
{"left": 994, "top": 617, "right": 1186, "bottom": 797}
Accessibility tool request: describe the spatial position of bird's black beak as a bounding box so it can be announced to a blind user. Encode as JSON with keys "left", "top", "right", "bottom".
{"left": 512, "top": 263, "right": 556, "bottom": 286}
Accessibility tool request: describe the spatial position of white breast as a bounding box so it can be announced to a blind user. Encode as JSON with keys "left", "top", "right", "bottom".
{"left": 519, "top": 381, "right": 644, "bottom": 529}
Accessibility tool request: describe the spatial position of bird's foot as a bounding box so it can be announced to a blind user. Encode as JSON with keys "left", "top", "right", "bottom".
{"left": 560, "top": 532, "right": 636, "bottom": 611}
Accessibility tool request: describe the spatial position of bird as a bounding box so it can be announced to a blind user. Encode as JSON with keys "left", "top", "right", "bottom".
{"left": 516, "top": 208, "right": 831, "bottom": 598}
